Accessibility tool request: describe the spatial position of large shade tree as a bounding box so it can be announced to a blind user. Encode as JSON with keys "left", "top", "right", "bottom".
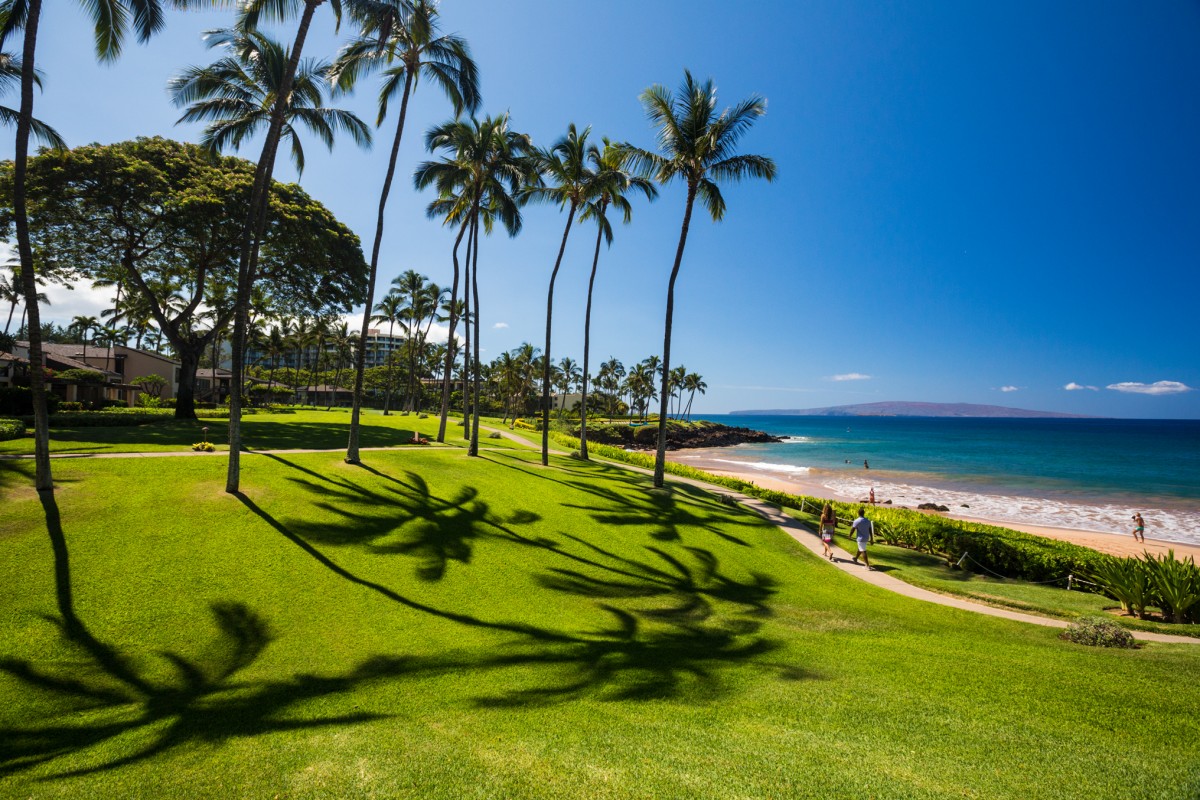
{"left": 623, "top": 71, "right": 775, "bottom": 487}
{"left": 1, "top": 137, "right": 368, "bottom": 418}
{"left": 331, "top": 0, "right": 480, "bottom": 463}
{"left": 1, "top": 0, "right": 179, "bottom": 491}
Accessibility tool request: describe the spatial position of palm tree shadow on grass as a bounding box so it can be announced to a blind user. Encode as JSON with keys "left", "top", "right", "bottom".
{"left": 257, "top": 452, "right": 548, "bottom": 582}
{"left": 239, "top": 458, "right": 797, "bottom": 706}
{"left": 0, "top": 490, "right": 400, "bottom": 780}
{"left": 480, "top": 450, "right": 758, "bottom": 545}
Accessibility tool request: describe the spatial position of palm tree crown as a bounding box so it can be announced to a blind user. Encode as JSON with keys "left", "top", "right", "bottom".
{"left": 169, "top": 28, "right": 372, "bottom": 175}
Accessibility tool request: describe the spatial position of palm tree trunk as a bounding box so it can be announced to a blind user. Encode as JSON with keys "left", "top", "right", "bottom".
{"left": 540, "top": 204, "right": 576, "bottom": 466}
{"left": 462, "top": 215, "right": 475, "bottom": 441}
{"left": 579, "top": 224, "right": 605, "bottom": 459}
{"left": 382, "top": 319, "right": 396, "bottom": 415}
{"left": 437, "top": 215, "right": 470, "bottom": 442}
{"left": 347, "top": 70, "right": 414, "bottom": 461}
{"left": 4, "top": 298, "right": 16, "bottom": 335}
{"left": 12, "top": 0, "right": 52, "bottom": 491}
{"left": 468, "top": 213, "right": 482, "bottom": 456}
{"left": 654, "top": 185, "right": 698, "bottom": 488}
{"left": 227, "top": 0, "right": 319, "bottom": 493}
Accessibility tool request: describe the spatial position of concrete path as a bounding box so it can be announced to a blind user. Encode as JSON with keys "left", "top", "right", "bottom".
{"left": 6, "top": 425, "right": 1196, "bottom": 644}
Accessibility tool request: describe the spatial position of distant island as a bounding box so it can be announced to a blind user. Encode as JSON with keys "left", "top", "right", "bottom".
{"left": 729, "top": 401, "right": 1092, "bottom": 419}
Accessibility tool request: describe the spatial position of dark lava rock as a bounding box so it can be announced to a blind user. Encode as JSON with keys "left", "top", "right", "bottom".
{"left": 918, "top": 503, "right": 950, "bottom": 512}
{"left": 579, "top": 421, "right": 783, "bottom": 450}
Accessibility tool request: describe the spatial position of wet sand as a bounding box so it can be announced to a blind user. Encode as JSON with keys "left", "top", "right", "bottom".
{"left": 669, "top": 452, "right": 1200, "bottom": 561}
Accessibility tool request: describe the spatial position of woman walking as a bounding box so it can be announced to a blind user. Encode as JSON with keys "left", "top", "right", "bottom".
{"left": 820, "top": 503, "right": 837, "bottom": 561}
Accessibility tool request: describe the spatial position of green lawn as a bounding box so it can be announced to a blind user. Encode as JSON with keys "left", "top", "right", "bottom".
{"left": 777, "top": 506, "right": 1199, "bottom": 639}
{"left": 1, "top": 445, "right": 1198, "bottom": 798}
{"left": 0, "top": 408, "right": 528, "bottom": 455}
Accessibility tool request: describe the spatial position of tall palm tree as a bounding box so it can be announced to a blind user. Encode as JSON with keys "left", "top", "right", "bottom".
{"left": 332, "top": 0, "right": 480, "bottom": 462}
{"left": 668, "top": 365, "right": 686, "bottom": 418}
{"left": 577, "top": 139, "right": 656, "bottom": 458}
{"left": 1, "top": 270, "right": 21, "bottom": 335}
{"left": 2, "top": 0, "right": 172, "bottom": 491}
{"left": 325, "top": 322, "right": 353, "bottom": 410}
{"left": 176, "top": 0, "right": 348, "bottom": 493}
{"left": 370, "top": 290, "right": 405, "bottom": 415}
{"left": 623, "top": 71, "right": 776, "bottom": 487}
{"left": 523, "top": 123, "right": 598, "bottom": 465}
{"left": 415, "top": 114, "right": 533, "bottom": 455}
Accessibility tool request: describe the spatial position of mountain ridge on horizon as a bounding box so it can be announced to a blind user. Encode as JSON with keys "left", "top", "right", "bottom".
{"left": 728, "top": 401, "right": 1093, "bottom": 418}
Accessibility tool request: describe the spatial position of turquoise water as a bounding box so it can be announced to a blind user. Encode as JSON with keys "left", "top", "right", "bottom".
{"left": 683, "top": 416, "right": 1200, "bottom": 544}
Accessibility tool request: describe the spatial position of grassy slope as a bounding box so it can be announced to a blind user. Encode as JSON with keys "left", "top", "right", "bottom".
{"left": 0, "top": 447, "right": 1198, "bottom": 798}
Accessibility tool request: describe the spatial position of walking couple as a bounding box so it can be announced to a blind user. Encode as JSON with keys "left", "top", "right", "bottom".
{"left": 819, "top": 503, "right": 874, "bottom": 568}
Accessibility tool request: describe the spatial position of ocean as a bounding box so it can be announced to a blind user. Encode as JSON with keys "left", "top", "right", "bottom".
{"left": 677, "top": 415, "right": 1200, "bottom": 546}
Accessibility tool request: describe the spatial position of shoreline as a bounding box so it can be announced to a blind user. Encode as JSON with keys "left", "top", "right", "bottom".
{"left": 667, "top": 453, "right": 1200, "bottom": 561}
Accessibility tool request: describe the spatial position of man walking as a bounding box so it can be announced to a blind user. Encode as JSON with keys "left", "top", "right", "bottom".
{"left": 851, "top": 507, "right": 873, "bottom": 569}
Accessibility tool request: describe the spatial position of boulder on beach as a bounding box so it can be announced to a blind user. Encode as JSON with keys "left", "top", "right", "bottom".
{"left": 918, "top": 503, "right": 950, "bottom": 512}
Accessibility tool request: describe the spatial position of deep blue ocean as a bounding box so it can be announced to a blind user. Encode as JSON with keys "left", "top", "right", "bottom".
{"left": 681, "top": 416, "right": 1200, "bottom": 543}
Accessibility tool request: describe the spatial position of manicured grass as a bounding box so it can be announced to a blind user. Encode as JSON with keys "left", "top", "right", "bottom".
{"left": 0, "top": 409, "right": 528, "bottom": 455}
{"left": 778, "top": 506, "right": 1200, "bottom": 639}
{"left": 1, "top": 445, "right": 1198, "bottom": 798}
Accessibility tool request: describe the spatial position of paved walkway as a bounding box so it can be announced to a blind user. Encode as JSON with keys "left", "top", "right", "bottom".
{"left": 6, "top": 427, "right": 1196, "bottom": 644}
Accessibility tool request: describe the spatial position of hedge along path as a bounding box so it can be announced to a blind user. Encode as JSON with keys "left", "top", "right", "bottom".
{"left": 6, "top": 425, "right": 1197, "bottom": 644}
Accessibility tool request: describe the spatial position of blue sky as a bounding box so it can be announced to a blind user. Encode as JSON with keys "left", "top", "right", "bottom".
{"left": 5, "top": 0, "right": 1198, "bottom": 417}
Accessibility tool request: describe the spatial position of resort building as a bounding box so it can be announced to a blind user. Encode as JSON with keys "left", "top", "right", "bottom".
{"left": 13, "top": 341, "right": 181, "bottom": 406}
{"left": 194, "top": 367, "right": 234, "bottom": 404}
{"left": 245, "top": 328, "right": 405, "bottom": 371}
{"left": 0, "top": 351, "right": 28, "bottom": 388}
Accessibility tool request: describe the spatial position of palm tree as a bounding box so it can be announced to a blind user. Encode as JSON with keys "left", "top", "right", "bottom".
{"left": 523, "top": 123, "right": 598, "bottom": 465}
{"left": 623, "top": 71, "right": 776, "bottom": 487}
{"left": 170, "top": 29, "right": 371, "bottom": 176}
{"left": 683, "top": 372, "right": 706, "bottom": 421}
{"left": 0, "top": 47, "right": 64, "bottom": 149}
{"left": 668, "top": 365, "right": 686, "bottom": 418}
{"left": 371, "top": 291, "right": 405, "bottom": 415}
{"left": 1, "top": 270, "right": 21, "bottom": 335}
{"left": 415, "top": 114, "right": 534, "bottom": 455}
{"left": 556, "top": 356, "right": 580, "bottom": 416}
{"left": 2, "top": 0, "right": 173, "bottom": 491}
{"left": 577, "top": 140, "right": 656, "bottom": 458}
{"left": 325, "top": 323, "right": 353, "bottom": 410}
{"left": 332, "top": 0, "right": 480, "bottom": 462}
{"left": 69, "top": 315, "right": 100, "bottom": 367}
{"left": 174, "top": 0, "right": 351, "bottom": 493}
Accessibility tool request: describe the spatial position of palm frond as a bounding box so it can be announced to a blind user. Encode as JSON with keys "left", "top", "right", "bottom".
{"left": 696, "top": 177, "right": 725, "bottom": 221}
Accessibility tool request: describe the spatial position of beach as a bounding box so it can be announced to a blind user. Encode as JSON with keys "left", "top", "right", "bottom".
{"left": 669, "top": 450, "right": 1200, "bottom": 561}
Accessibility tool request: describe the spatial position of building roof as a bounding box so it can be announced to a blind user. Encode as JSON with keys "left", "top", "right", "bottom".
{"left": 299, "top": 384, "right": 354, "bottom": 393}
{"left": 21, "top": 342, "right": 113, "bottom": 374}
{"left": 0, "top": 352, "right": 28, "bottom": 364}
{"left": 195, "top": 367, "right": 233, "bottom": 379}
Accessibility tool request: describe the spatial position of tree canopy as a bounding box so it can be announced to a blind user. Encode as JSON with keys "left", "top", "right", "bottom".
{"left": 0, "top": 136, "right": 369, "bottom": 416}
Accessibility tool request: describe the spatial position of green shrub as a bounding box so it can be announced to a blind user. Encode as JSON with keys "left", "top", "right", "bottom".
{"left": 0, "top": 417, "right": 25, "bottom": 441}
{"left": 0, "top": 386, "right": 59, "bottom": 416}
{"left": 53, "top": 368, "right": 105, "bottom": 384}
{"left": 1143, "top": 551, "right": 1200, "bottom": 624}
{"left": 20, "top": 409, "right": 175, "bottom": 428}
{"left": 1086, "top": 557, "right": 1153, "bottom": 618}
{"left": 1059, "top": 617, "right": 1137, "bottom": 648}
{"left": 57, "top": 401, "right": 85, "bottom": 412}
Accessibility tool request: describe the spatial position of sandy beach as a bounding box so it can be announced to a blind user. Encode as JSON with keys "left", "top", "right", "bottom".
{"left": 669, "top": 452, "right": 1200, "bottom": 561}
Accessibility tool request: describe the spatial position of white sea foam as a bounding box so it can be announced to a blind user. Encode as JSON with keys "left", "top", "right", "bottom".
{"left": 707, "top": 458, "right": 813, "bottom": 476}
{"left": 822, "top": 477, "right": 1200, "bottom": 546}
{"left": 780, "top": 436, "right": 813, "bottom": 444}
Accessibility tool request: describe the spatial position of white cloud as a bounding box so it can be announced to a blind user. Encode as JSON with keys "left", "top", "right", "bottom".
{"left": 828, "top": 373, "right": 871, "bottom": 382}
{"left": 1106, "top": 380, "right": 1193, "bottom": 396}
{"left": 1064, "top": 382, "right": 1098, "bottom": 391}
{"left": 493, "top": 322, "right": 509, "bottom": 329}
{"left": 999, "top": 386, "right": 1019, "bottom": 392}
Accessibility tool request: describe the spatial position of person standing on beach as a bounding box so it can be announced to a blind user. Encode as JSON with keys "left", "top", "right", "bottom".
{"left": 820, "top": 503, "right": 837, "bottom": 561}
{"left": 869, "top": 487, "right": 876, "bottom": 506}
{"left": 850, "top": 507, "right": 873, "bottom": 569}
{"left": 1131, "top": 513, "right": 1145, "bottom": 543}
